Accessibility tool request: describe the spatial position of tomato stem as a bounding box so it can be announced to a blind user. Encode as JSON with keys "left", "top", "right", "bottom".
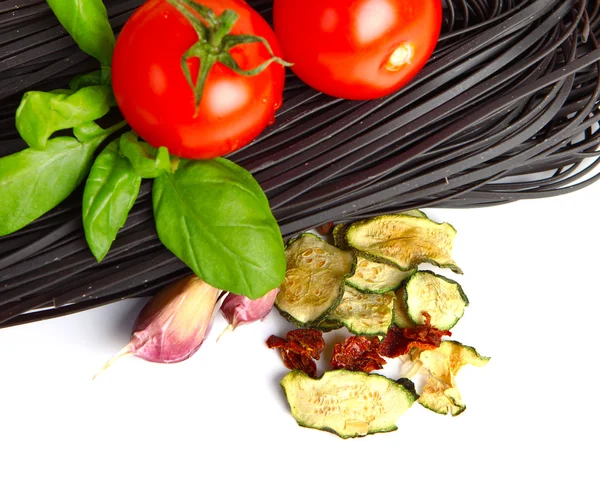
{"left": 210, "top": 10, "right": 238, "bottom": 47}
{"left": 167, "top": 0, "right": 291, "bottom": 115}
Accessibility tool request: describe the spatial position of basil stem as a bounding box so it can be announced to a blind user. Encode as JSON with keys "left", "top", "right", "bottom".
{"left": 120, "top": 132, "right": 177, "bottom": 178}
{"left": 46, "top": 0, "right": 116, "bottom": 67}
{"left": 82, "top": 140, "right": 142, "bottom": 262}
{"left": 152, "top": 158, "right": 286, "bottom": 299}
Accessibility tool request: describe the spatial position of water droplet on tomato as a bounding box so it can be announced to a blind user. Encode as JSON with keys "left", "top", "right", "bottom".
{"left": 261, "top": 98, "right": 268, "bottom": 104}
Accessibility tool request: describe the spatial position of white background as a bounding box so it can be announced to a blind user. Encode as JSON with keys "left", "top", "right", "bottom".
{"left": 1, "top": 182, "right": 599, "bottom": 491}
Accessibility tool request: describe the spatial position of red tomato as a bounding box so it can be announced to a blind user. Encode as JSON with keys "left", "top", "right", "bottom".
{"left": 112, "top": 0, "right": 285, "bottom": 159}
{"left": 273, "top": 0, "right": 442, "bottom": 100}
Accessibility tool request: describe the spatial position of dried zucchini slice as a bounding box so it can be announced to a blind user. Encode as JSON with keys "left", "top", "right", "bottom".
{"left": 276, "top": 233, "right": 355, "bottom": 327}
{"left": 280, "top": 369, "right": 418, "bottom": 439}
{"left": 328, "top": 285, "right": 396, "bottom": 336}
{"left": 403, "top": 271, "right": 469, "bottom": 330}
{"left": 416, "top": 341, "right": 490, "bottom": 416}
{"left": 345, "top": 214, "right": 462, "bottom": 274}
{"left": 332, "top": 210, "right": 426, "bottom": 250}
{"left": 346, "top": 256, "right": 415, "bottom": 294}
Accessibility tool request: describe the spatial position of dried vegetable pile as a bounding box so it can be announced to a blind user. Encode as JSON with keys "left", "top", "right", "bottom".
{"left": 2, "top": 0, "right": 600, "bottom": 327}
{"left": 267, "top": 211, "right": 489, "bottom": 438}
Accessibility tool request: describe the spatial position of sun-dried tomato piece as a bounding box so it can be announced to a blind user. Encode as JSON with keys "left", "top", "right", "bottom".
{"left": 286, "top": 328, "right": 326, "bottom": 360}
{"left": 280, "top": 350, "right": 318, "bottom": 378}
{"left": 266, "top": 329, "right": 325, "bottom": 377}
{"left": 266, "top": 334, "right": 287, "bottom": 350}
{"left": 330, "top": 335, "right": 386, "bottom": 373}
{"left": 378, "top": 323, "right": 450, "bottom": 358}
{"left": 316, "top": 222, "right": 334, "bottom": 235}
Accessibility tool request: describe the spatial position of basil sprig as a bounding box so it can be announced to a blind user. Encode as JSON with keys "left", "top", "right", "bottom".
{"left": 0, "top": 0, "right": 286, "bottom": 299}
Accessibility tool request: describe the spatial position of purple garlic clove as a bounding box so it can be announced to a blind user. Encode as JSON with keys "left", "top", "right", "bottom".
{"left": 94, "top": 275, "right": 221, "bottom": 377}
{"left": 218, "top": 288, "right": 279, "bottom": 340}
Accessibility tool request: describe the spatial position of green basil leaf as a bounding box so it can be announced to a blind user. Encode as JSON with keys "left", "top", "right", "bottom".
{"left": 16, "top": 86, "right": 113, "bottom": 149}
{"left": 70, "top": 67, "right": 112, "bottom": 91}
{"left": 152, "top": 158, "right": 286, "bottom": 299}
{"left": 0, "top": 125, "right": 122, "bottom": 236}
{"left": 82, "top": 140, "right": 142, "bottom": 262}
{"left": 73, "top": 121, "right": 115, "bottom": 143}
{"left": 120, "top": 132, "right": 174, "bottom": 178}
{"left": 69, "top": 71, "right": 103, "bottom": 91}
{"left": 46, "top": 0, "right": 116, "bottom": 66}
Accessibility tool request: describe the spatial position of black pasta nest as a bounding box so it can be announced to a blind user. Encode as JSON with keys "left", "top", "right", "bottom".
{"left": 1, "top": 0, "right": 600, "bottom": 327}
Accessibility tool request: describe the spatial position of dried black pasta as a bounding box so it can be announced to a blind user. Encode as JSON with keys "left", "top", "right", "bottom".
{"left": 1, "top": 0, "right": 600, "bottom": 327}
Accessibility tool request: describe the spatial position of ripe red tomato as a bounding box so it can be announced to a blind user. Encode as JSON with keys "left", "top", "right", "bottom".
{"left": 112, "top": 0, "right": 285, "bottom": 159}
{"left": 273, "top": 0, "right": 442, "bottom": 100}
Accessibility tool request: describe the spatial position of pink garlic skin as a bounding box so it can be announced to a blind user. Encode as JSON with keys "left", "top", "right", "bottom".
{"left": 220, "top": 288, "right": 279, "bottom": 330}
{"left": 129, "top": 275, "right": 221, "bottom": 363}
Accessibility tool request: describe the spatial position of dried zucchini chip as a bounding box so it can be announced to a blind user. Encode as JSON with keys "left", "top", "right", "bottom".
{"left": 276, "top": 233, "right": 355, "bottom": 327}
{"left": 403, "top": 271, "right": 469, "bottom": 330}
{"left": 346, "top": 256, "right": 415, "bottom": 294}
{"left": 416, "top": 341, "right": 490, "bottom": 416}
{"left": 280, "top": 369, "right": 418, "bottom": 439}
{"left": 332, "top": 210, "right": 426, "bottom": 250}
{"left": 345, "top": 214, "right": 462, "bottom": 274}
{"left": 328, "top": 285, "right": 396, "bottom": 336}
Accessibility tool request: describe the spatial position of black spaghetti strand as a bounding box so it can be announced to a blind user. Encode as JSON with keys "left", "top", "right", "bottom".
{"left": 2, "top": 0, "right": 600, "bottom": 328}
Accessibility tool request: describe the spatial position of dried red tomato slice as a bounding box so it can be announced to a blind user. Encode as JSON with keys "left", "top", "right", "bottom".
{"left": 280, "top": 350, "right": 318, "bottom": 378}
{"left": 266, "top": 334, "right": 287, "bottom": 350}
{"left": 286, "top": 328, "right": 326, "bottom": 360}
{"left": 266, "top": 329, "right": 325, "bottom": 378}
{"left": 378, "top": 324, "right": 450, "bottom": 358}
{"left": 330, "top": 335, "right": 386, "bottom": 373}
{"left": 316, "top": 222, "right": 334, "bottom": 235}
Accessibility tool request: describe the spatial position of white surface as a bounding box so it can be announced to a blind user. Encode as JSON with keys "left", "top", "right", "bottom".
{"left": 1, "top": 184, "right": 599, "bottom": 491}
